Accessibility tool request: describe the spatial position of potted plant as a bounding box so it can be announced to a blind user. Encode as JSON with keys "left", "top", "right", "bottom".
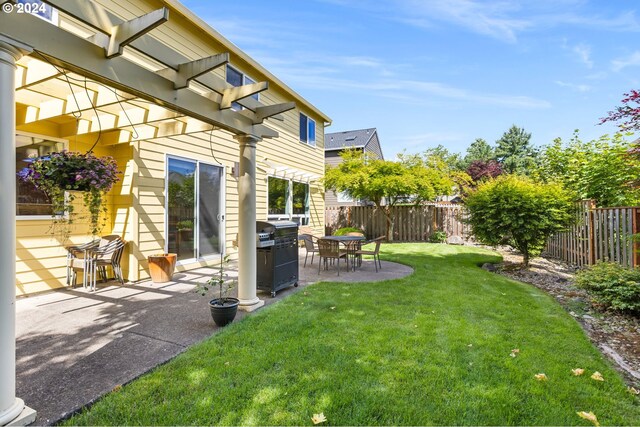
{"left": 17, "top": 151, "right": 120, "bottom": 240}
{"left": 194, "top": 254, "right": 239, "bottom": 327}
{"left": 147, "top": 253, "right": 177, "bottom": 283}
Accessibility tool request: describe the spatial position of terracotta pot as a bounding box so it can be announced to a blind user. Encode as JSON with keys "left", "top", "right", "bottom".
{"left": 148, "top": 253, "right": 177, "bottom": 283}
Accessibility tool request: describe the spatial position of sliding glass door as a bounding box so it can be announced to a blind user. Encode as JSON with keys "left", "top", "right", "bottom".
{"left": 167, "top": 157, "right": 224, "bottom": 261}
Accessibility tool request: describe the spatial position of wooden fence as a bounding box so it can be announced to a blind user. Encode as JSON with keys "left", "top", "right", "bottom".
{"left": 325, "top": 203, "right": 469, "bottom": 242}
{"left": 544, "top": 200, "right": 640, "bottom": 268}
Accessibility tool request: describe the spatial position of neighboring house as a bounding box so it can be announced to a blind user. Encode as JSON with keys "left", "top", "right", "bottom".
{"left": 324, "top": 128, "right": 384, "bottom": 207}
{"left": 3, "top": 0, "right": 331, "bottom": 297}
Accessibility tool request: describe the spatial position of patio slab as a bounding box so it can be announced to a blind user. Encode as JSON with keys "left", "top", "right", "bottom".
{"left": 15, "top": 253, "right": 412, "bottom": 425}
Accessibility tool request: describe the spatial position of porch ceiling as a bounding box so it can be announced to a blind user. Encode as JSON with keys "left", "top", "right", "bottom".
{"left": 2, "top": 0, "right": 297, "bottom": 142}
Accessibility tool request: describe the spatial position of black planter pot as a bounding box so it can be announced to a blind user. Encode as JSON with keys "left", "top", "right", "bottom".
{"left": 209, "top": 297, "right": 240, "bottom": 327}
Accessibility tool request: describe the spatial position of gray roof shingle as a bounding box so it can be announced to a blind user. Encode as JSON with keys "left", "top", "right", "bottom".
{"left": 324, "top": 128, "right": 376, "bottom": 150}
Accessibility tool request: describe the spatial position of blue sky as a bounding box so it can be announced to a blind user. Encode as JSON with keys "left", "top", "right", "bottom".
{"left": 183, "top": 0, "right": 640, "bottom": 159}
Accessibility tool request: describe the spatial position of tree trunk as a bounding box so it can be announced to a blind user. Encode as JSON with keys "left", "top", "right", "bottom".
{"left": 384, "top": 206, "right": 394, "bottom": 241}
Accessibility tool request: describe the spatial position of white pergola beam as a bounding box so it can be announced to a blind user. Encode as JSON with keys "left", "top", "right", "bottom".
{"left": 253, "top": 101, "right": 295, "bottom": 123}
{"left": 157, "top": 53, "right": 229, "bottom": 90}
{"left": 92, "top": 8, "right": 169, "bottom": 58}
{"left": 220, "top": 82, "right": 268, "bottom": 110}
{"left": 0, "top": 12, "right": 278, "bottom": 138}
{"left": 44, "top": 0, "right": 263, "bottom": 112}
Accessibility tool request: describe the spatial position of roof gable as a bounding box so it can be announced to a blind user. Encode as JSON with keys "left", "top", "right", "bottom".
{"left": 325, "top": 128, "right": 376, "bottom": 150}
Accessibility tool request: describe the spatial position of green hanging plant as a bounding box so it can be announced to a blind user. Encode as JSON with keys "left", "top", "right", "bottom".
{"left": 18, "top": 151, "right": 120, "bottom": 240}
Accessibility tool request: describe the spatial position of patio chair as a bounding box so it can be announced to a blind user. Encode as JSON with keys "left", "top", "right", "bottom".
{"left": 69, "top": 236, "right": 125, "bottom": 290}
{"left": 317, "top": 238, "right": 349, "bottom": 276}
{"left": 354, "top": 236, "right": 385, "bottom": 272}
{"left": 65, "top": 235, "right": 120, "bottom": 288}
{"left": 300, "top": 234, "right": 319, "bottom": 267}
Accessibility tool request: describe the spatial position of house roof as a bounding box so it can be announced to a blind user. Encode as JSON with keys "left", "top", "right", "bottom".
{"left": 325, "top": 128, "right": 377, "bottom": 151}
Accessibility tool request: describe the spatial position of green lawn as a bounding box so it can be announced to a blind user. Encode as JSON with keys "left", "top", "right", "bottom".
{"left": 66, "top": 244, "right": 640, "bottom": 426}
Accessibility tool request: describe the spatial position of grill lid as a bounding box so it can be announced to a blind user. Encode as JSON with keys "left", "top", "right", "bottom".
{"left": 257, "top": 220, "right": 298, "bottom": 231}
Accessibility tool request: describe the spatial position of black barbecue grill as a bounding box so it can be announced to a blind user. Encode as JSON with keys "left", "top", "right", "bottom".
{"left": 256, "top": 220, "right": 299, "bottom": 296}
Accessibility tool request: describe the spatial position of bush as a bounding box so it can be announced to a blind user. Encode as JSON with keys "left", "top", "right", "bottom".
{"left": 465, "top": 175, "right": 574, "bottom": 267}
{"left": 429, "top": 230, "right": 447, "bottom": 243}
{"left": 333, "top": 227, "right": 364, "bottom": 236}
{"left": 575, "top": 262, "right": 640, "bottom": 315}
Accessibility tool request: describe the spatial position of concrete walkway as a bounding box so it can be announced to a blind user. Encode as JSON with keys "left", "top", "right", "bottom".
{"left": 16, "top": 253, "right": 412, "bottom": 425}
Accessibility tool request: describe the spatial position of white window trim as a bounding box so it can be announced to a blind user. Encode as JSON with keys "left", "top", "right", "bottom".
{"left": 16, "top": 132, "right": 68, "bottom": 221}
{"left": 165, "top": 154, "right": 226, "bottom": 265}
{"left": 299, "top": 113, "right": 316, "bottom": 147}
{"left": 267, "top": 176, "right": 310, "bottom": 224}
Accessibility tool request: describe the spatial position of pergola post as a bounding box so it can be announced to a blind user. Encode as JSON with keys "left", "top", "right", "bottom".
{"left": 234, "top": 134, "right": 264, "bottom": 312}
{"left": 0, "top": 35, "right": 36, "bottom": 426}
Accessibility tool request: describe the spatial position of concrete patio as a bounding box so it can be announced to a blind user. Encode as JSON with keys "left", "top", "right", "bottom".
{"left": 15, "top": 252, "right": 412, "bottom": 425}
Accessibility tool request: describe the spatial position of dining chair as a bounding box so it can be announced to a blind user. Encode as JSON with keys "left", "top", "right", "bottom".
{"left": 317, "top": 238, "right": 349, "bottom": 275}
{"left": 65, "top": 235, "right": 120, "bottom": 288}
{"left": 300, "top": 233, "right": 319, "bottom": 267}
{"left": 354, "top": 236, "right": 385, "bottom": 272}
{"left": 70, "top": 236, "right": 126, "bottom": 290}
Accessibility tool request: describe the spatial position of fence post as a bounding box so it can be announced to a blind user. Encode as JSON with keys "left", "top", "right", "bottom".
{"left": 588, "top": 209, "right": 596, "bottom": 265}
{"left": 631, "top": 208, "right": 640, "bottom": 267}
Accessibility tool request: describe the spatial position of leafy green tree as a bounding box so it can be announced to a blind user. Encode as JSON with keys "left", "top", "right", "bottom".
{"left": 465, "top": 175, "right": 574, "bottom": 267}
{"left": 422, "top": 145, "right": 465, "bottom": 171}
{"left": 463, "top": 138, "right": 495, "bottom": 167}
{"left": 324, "top": 149, "right": 455, "bottom": 240}
{"left": 535, "top": 131, "right": 640, "bottom": 207}
{"left": 495, "top": 125, "right": 538, "bottom": 175}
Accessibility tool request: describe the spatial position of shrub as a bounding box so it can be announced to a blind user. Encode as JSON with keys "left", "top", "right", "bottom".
{"left": 333, "top": 227, "right": 364, "bottom": 236}
{"left": 465, "top": 175, "right": 574, "bottom": 267}
{"left": 429, "top": 230, "right": 448, "bottom": 243}
{"left": 575, "top": 262, "right": 640, "bottom": 315}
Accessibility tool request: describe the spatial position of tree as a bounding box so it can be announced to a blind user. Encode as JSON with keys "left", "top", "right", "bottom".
{"left": 324, "top": 149, "right": 455, "bottom": 241}
{"left": 422, "top": 145, "right": 465, "bottom": 171}
{"left": 494, "top": 125, "right": 538, "bottom": 175}
{"left": 465, "top": 175, "right": 574, "bottom": 267}
{"left": 466, "top": 159, "right": 502, "bottom": 182}
{"left": 600, "top": 89, "right": 640, "bottom": 131}
{"left": 463, "top": 138, "right": 494, "bottom": 167}
{"left": 535, "top": 131, "right": 640, "bottom": 207}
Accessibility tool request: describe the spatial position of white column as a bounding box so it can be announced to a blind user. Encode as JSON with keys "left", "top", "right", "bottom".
{"left": 234, "top": 134, "right": 264, "bottom": 311}
{"left": 0, "top": 35, "right": 36, "bottom": 426}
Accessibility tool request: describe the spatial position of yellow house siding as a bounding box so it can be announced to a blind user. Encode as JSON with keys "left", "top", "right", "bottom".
{"left": 14, "top": 0, "right": 329, "bottom": 295}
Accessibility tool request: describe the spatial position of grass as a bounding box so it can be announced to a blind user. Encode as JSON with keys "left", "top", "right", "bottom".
{"left": 66, "top": 243, "right": 640, "bottom": 426}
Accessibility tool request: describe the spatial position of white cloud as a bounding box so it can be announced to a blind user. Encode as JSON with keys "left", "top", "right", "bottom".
{"left": 612, "top": 51, "right": 640, "bottom": 71}
{"left": 554, "top": 81, "right": 591, "bottom": 92}
{"left": 573, "top": 43, "right": 593, "bottom": 68}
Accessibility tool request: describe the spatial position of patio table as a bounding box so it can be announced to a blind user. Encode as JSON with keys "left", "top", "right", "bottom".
{"left": 322, "top": 235, "right": 365, "bottom": 270}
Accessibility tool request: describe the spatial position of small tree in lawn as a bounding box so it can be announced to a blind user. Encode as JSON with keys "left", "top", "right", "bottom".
{"left": 465, "top": 175, "right": 574, "bottom": 267}
{"left": 324, "top": 149, "right": 454, "bottom": 241}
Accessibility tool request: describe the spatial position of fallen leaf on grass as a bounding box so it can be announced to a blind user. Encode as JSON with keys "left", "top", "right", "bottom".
{"left": 628, "top": 386, "right": 640, "bottom": 395}
{"left": 572, "top": 368, "right": 585, "bottom": 376}
{"left": 330, "top": 306, "right": 336, "bottom": 310}
{"left": 534, "top": 373, "right": 548, "bottom": 381}
{"left": 311, "top": 413, "right": 327, "bottom": 424}
{"left": 590, "top": 372, "right": 604, "bottom": 382}
{"left": 577, "top": 411, "right": 600, "bottom": 426}
{"left": 468, "top": 344, "right": 473, "bottom": 347}
{"left": 510, "top": 349, "right": 520, "bottom": 357}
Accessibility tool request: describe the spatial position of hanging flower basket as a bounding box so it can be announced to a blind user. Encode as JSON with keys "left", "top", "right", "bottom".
{"left": 18, "top": 151, "right": 120, "bottom": 239}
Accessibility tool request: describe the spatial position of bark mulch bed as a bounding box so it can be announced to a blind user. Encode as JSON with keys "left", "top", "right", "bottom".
{"left": 483, "top": 246, "right": 640, "bottom": 388}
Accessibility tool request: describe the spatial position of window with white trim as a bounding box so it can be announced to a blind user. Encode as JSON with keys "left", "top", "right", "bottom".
{"left": 267, "top": 177, "right": 310, "bottom": 225}
{"left": 299, "top": 113, "right": 316, "bottom": 146}
{"left": 226, "top": 64, "right": 259, "bottom": 111}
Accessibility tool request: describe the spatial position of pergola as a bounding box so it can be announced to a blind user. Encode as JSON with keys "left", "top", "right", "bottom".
{"left": 0, "top": 0, "right": 301, "bottom": 423}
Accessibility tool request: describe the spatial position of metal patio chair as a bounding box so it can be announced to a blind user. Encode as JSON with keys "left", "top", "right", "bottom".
{"left": 354, "top": 236, "right": 385, "bottom": 272}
